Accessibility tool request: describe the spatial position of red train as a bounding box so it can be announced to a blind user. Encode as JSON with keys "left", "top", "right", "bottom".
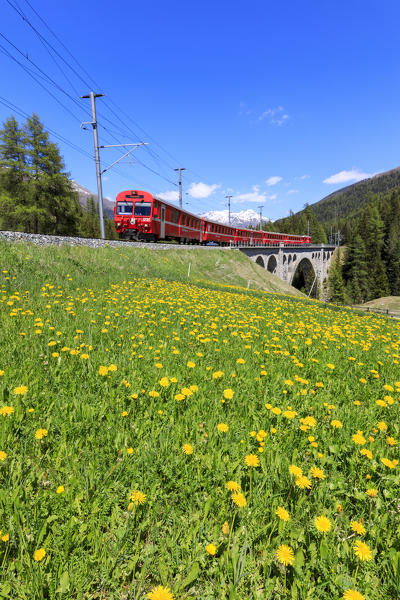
{"left": 114, "top": 190, "right": 312, "bottom": 246}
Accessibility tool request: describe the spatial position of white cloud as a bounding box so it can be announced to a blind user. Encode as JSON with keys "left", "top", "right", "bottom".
{"left": 188, "top": 182, "right": 220, "bottom": 198}
{"left": 295, "top": 174, "right": 310, "bottom": 180}
{"left": 232, "top": 185, "right": 267, "bottom": 204}
{"left": 323, "top": 169, "right": 372, "bottom": 185}
{"left": 158, "top": 190, "right": 179, "bottom": 202}
{"left": 287, "top": 189, "right": 298, "bottom": 194}
{"left": 268, "top": 194, "right": 277, "bottom": 200}
{"left": 259, "top": 106, "right": 289, "bottom": 126}
{"left": 266, "top": 176, "right": 282, "bottom": 186}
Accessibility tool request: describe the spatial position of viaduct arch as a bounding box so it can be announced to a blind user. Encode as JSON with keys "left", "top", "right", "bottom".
{"left": 240, "top": 244, "right": 335, "bottom": 295}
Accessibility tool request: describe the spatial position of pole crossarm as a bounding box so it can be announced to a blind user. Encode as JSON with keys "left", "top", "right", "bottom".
{"left": 100, "top": 143, "right": 148, "bottom": 174}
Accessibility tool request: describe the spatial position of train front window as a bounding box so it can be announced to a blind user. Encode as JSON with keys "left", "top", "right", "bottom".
{"left": 134, "top": 202, "right": 152, "bottom": 216}
{"left": 116, "top": 201, "right": 133, "bottom": 215}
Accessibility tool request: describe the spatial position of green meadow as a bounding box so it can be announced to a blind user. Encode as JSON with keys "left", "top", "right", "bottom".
{"left": 0, "top": 241, "right": 399, "bottom": 600}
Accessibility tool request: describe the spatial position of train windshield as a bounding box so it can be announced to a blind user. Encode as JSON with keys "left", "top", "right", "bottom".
{"left": 134, "top": 202, "right": 152, "bottom": 216}
{"left": 116, "top": 201, "right": 133, "bottom": 215}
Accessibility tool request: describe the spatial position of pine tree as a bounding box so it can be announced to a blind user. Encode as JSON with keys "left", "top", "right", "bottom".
{"left": 327, "top": 250, "right": 346, "bottom": 304}
{"left": 0, "top": 116, "right": 28, "bottom": 200}
{"left": 343, "top": 235, "right": 370, "bottom": 302}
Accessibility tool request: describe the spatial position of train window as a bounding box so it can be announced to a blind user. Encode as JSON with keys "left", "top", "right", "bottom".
{"left": 134, "top": 202, "right": 151, "bottom": 216}
{"left": 116, "top": 201, "right": 133, "bottom": 215}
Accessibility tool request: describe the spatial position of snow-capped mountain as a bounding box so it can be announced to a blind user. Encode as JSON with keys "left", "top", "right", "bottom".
{"left": 201, "top": 209, "right": 271, "bottom": 228}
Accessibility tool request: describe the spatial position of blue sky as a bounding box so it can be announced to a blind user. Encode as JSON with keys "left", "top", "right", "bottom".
{"left": 1, "top": 0, "right": 400, "bottom": 220}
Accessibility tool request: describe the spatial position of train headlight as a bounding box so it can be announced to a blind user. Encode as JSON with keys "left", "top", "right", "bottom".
{"left": 130, "top": 218, "right": 136, "bottom": 224}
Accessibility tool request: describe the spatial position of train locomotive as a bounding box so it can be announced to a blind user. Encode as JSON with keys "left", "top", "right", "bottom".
{"left": 114, "top": 190, "right": 312, "bottom": 246}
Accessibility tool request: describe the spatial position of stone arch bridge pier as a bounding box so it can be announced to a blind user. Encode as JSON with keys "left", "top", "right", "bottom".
{"left": 238, "top": 244, "right": 335, "bottom": 295}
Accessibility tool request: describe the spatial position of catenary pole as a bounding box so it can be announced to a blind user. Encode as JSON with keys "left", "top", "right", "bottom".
{"left": 258, "top": 205, "right": 264, "bottom": 230}
{"left": 174, "top": 167, "right": 186, "bottom": 209}
{"left": 225, "top": 195, "right": 233, "bottom": 225}
{"left": 81, "top": 92, "right": 105, "bottom": 239}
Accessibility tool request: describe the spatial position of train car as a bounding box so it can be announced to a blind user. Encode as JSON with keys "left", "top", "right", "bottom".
{"left": 114, "top": 189, "right": 312, "bottom": 246}
{"left": 201, "top": 220, "right": 236, "bottom": 245}
{"left": 115, "top": 190, "right": 203, "bottom": 243}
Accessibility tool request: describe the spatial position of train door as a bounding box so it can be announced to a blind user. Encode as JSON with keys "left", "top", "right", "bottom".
{"left": 160, "top": 205, "right": 165, "bottom": 238}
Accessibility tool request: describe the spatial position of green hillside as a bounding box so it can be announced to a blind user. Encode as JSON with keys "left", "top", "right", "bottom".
{"left": 0, "top": 241, "right": 305, "bottom": 297}
{"left": 309, "top": 167, "right": 400, "bottom": 223}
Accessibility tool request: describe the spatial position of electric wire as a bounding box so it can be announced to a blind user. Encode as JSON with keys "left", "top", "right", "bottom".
{"left": 3, "top": 0, "right": 220, "bottom": 213}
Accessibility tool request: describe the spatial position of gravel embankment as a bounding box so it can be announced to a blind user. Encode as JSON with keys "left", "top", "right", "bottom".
{"left": 0, "top": 231, "right": 230, "bottom": 250}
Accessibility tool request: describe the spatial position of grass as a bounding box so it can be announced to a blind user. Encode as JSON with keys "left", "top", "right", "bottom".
{"left": 358, "top": 296, "right": 400, "bottom": 312}
{"left": 0, "top": 241, "right": 399, "bottom": 600}
{"left": 0, "top": 241, "right": 304, "bottom": 297}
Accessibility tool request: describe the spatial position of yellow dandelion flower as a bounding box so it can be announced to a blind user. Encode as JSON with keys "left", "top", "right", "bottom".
{"left": 377, "top": 421, "right": 388, "bottom": 431}
{"left": 0, "top": 406, "right": 14, "bottom": 416}
{"left": 159, "top": 377, "right": 169, "bottom": 388}
{"left": 187, "top": 361, "right": 195, "bottom": 368}
{"left": 360, "top": 448, "right": 373, "bottom": 460}
{"left": 14, "top": 385, "right": 28, "bottom": 395}
{"left": 275, "top": 544, "right": 294, "bottom": 566}
{"left": 174, "top": 394, "right": 185, "bottom": 401}
{"left": 295, "top": 476, "right": 312, "bottom": 489}
{"left": 386, "top": 436, "right": 397, "bottom": 446}
{"left": 182, "top": 443, "right": 193, "bottom": 455}
{"left": 98, "top": 366, "right": 108, "bottom": 376}
{"left": 351, "top": 521, "right": 366, "bottom": 535}
{"left": 0, "top": 451, "right": 7, "bottom": 461}
{"left": 331, "top": 419, "right": 343, "bottom": 428}
{"left": 149, "top": 390, "right": 160, "bottom": 398}
{"left": 343, "top": 590, "right": 365, "bottom": 600}
{"left": 130, "top": 490, "right": 146, "bottom": 505}
{"left": 225, "top": 480, "right": 240, "bottom": 492}
{"left": 366, "top": 488, "right": 378, "bottom": 497}
{"left": 289, "top": 465, "right": 302, "bottom": 478}
{"left": 310, "top": 467, "right": 325, "bottom": 480}
{"left": 276, "top": 506, "right": 290, "bottom": 521}
{"left": 127, "top": 448, "right": 133, "bottom": 455}
{"left": 245, "top": 454, "right": 260, "bottom": 467}
{"left": 35, "top": 428, "right": 48, "bottom": 440}
{"left": 222, "top": 521, "right": 229, "bottom": 534}
{"left": 352, "top": 432, "right": 366, "bottom": 445}
{"left": 146, "top": 585, "right": 175, "bottom": 600}
{"left": 1, "top": 533, "right": 9, "bottom": 542}
{"left": 33, "top": 548, "right": 46, "bottom": 562}
{"left": 353, "top": 540, "right": 372, "bottom": 561}
{"left": 314, "top": 516, "right": 331, "bottom": 532}
{"left": 231, "top": 492, "right": 247, "bottom": 508}
{"left": 213, "top": 371, "right": 224, "bottom": 379}
{"left": 206, "top": 543, "right": 216, "bottom": 555}
{"left": 217, "top": 423, "right": 229, "bottom": 432}
{"left": 223, "top": 389, "right": 234, "bottom": 400}
{"left": 56, "top": 485, "right": 64, "bottom": 494}
{"left": 283, "top": 410, "right": 297, "bottom": 419}
{"left": 121, "top": 411, "right": 128, "bottom": 417}
{"left": 381, "top": 457, "right": 396, "bottom": 469}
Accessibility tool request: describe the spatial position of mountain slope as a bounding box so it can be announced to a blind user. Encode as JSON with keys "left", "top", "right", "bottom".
{"left": 71, "top": 181, "right": 115, "bottom": 219}
{"left": 311, "top": 166, "right": 400, "bottom": 222}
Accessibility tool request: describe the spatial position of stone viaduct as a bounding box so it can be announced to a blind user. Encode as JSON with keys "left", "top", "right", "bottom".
{"left": 238, "top": 243, "right": 336, "bottom": 294}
